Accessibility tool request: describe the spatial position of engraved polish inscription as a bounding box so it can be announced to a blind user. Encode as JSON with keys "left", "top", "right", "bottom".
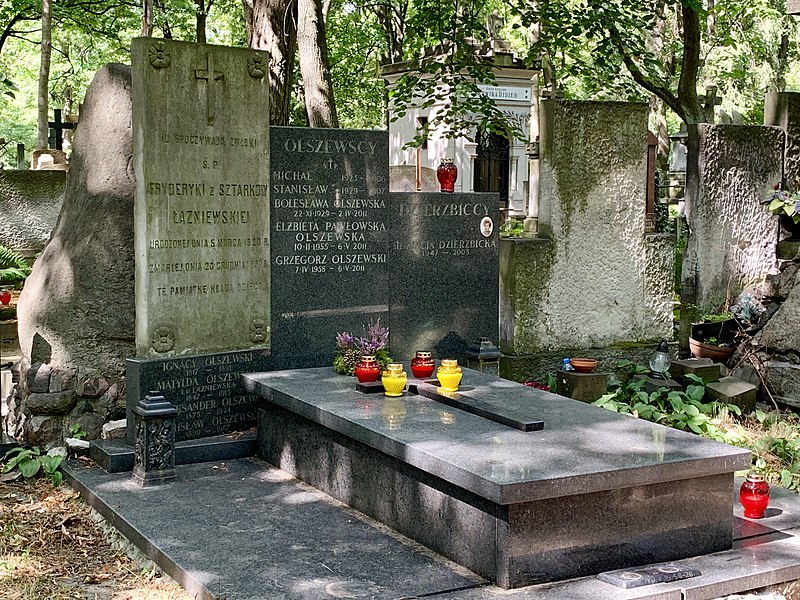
{"left": 132, "top": 39, "right": 270, "bottom": 357}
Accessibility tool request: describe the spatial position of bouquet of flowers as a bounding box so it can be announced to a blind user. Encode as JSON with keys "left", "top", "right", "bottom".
{"left": 333, "top": 319, "right": 392, "bottom": 375}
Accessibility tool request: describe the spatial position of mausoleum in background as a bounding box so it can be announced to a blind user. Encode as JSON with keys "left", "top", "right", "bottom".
{"left": 381, "top": 36, "right": 537, "bottom": 216}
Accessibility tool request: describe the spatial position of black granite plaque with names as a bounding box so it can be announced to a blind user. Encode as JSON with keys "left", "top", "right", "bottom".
{"left": 388, "top": 192, "right": 500, "bottom": 361}
{"left": 270, "top": 127, "right": 389, "bottom": 369}
{"left": 596, "top": 562, "right": 701, "bottom": 589}
{"left": 126, "top": 349, "right": 270, "bottom": 444}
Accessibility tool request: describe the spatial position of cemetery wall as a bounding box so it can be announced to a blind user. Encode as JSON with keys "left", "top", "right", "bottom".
{"left": 502, "top": 100, "right": 673, "bottom": 355}
{"left": 0, "top": 170, "right": 65, "bottom": 255}
{"left": 683, "top": 124, "right": 783, "bottom": 314}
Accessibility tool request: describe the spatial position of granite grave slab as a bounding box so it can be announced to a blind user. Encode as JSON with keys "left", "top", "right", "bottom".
{"left": 63, "top": 458, "right": 483, "bottom": 600}
{"left": 269, "top": 127, "right": 389, "bottom": 369}
{"left": 388, "top": 192, "right": 500, "bottom": 360}
{"left": 243, "top": 367, "right": 752, "bottom": 588}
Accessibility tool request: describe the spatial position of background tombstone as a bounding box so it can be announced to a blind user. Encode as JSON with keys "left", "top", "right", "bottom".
{"left": 682, "top": 124, "right": 782, "bottom": 315}
{"left": 269, "top": 127, "right": 389, "bottom": 369}
{"left": 127, "top": 39, "right": 271, "bottom": 443}
{"left": 388, "top": 192, "right": 500, "bottom": 360}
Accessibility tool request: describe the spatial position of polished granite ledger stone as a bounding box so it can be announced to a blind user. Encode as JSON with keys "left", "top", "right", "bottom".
{"left": 243, "top": 367, "right": 752, "bottom": 588}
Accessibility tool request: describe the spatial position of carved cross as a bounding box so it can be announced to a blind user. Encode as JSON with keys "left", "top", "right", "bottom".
{"left": 195, "top": 53, "right": 225, "bottom": 126}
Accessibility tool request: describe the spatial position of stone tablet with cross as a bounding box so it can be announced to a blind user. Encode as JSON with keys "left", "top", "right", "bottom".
{"left": 131, "top": 38, "right": 271, "bottom": 358}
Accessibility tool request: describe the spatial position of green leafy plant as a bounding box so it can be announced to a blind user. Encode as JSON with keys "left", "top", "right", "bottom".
{"left": 747, "top": 410, "right": 800, "bottom": 492}
{"left": 0, "top": 244, "right": 31, "bottom": 285}
{"left": 594, "top": 366, "right": 743, "bottom": 444}
{"left": 765, "top": 183, "right": 800, "bottom": 224}
{"left": 69, "top": 423, "right": 87, "bottom": 440}
{"left": 499, "top": 220, "right": 524, "bottom": 238}
{"left": 2, "top": 446, "right": 64, "bottom": 487}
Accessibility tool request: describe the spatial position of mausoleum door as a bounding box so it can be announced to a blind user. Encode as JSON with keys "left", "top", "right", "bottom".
{"left": 473, "top": 128, "right": 509, "bottom": 205}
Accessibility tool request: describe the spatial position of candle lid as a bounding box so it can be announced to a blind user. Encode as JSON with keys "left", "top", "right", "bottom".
{"left": 746, "top": 472, "right": 765, "bottom": 483}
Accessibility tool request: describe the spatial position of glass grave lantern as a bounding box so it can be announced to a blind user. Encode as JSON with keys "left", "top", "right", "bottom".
{"left": 649, "top": 340, "right": 672, "bottom": 380}
{"left": 465, "top": 338, "right": 502, "bottom": 376}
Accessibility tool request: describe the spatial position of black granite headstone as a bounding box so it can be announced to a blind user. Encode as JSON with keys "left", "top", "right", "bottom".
{"left": 270, "top": 127, "right": 389, "bottom": 369}
{"left": 126, "top": 349, "right": 269, "bottom": 444}
{"left": 388, "top": 192, "right": 500, "bottom": 361}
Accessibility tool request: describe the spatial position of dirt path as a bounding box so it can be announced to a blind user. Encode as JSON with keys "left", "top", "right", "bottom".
{"left": 0, "top": 472, "right": 191, "bottom": 600}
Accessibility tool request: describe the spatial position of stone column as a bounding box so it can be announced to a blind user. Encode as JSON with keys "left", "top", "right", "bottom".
{"left": 523, "top": 74, "right": 540, "bottom": 237}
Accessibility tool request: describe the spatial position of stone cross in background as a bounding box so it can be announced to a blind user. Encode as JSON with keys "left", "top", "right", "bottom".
{"left": 702, "top": 85, "right": 723, "bottom": 124}
{"left": 47, "top": 109, "right": 75, "bottom": 151}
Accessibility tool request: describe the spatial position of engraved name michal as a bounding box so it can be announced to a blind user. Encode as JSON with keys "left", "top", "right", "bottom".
{"left": 270, "top": 135, "right": 389, "bottom": 276}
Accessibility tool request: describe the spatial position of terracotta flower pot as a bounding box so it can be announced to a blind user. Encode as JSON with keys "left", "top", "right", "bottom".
{"left": 689, "top": 338, "right": 735, "bottom": 362}
{"left": 569, "top": 358, "right": 597, "bottom": 373}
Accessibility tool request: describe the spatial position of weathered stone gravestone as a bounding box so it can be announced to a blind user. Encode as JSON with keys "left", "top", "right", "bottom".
{"left": 683, "top": 124, "right": 782, "bottom": 315}
{"left": 126, "top": 39, "right": 271, "bottom": 443}
{"left": 502, "top": 100, "right": 674, "bottom": 367}
{"left": 269, "top": 127, "right": 389, "bottom": 369}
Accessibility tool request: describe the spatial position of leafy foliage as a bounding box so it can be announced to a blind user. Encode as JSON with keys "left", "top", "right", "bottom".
{"left": 0, "top": 244, "right": 30, "bottom": 284}
{"left": 2, "top": 446, "right": 64, "bottom": 487}
{"left": 747, "top": 409, "right": 800, "bottom": 492}
{"left": 593, "top": 363, "right": 742, "bottom": 443}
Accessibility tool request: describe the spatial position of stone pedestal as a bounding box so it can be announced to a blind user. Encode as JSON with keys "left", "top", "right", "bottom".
{"left": 706, "top": 376, "right": 757, "bottom": 412}
{"left": 556, "top": 370, "right": 609, "bottom": 402}
{"left": 670, "top": 358, "right": 721, "bottom": 385}
{"left": 132, "top": 390, "right": 177, "bottom": 487}
{"left": 634, "top": 373, "right": 683, "bottom": 393}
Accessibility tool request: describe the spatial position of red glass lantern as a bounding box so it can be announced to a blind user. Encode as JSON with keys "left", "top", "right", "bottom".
{"left": 0, "top": 289, "right": 11, "bottom": 305}
{"left": 436, "top": 158, "right": 458, "bottom": 193}
{"left": 740, "top": 472, "right": 770, "bottom": 518}
{"left": 355, "top": 355, "right": 381, "bottom": 383}
{"left": 410, "top": 351, "right": 435, "bottom": 379}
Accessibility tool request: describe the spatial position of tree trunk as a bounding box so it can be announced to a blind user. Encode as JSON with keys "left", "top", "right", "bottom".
{"left": 154, "top": 0, "right": 173, "bottom": 38}
{"left": 195, "top": 0, "right": 210, "bottom": 44}
{"left": 374, "top": 0, "right": 407, "bottom": 63}
{"left": 143, "top": 0, "right": 153, "bottom": 36}
{"left": 37, "top": 0, "right": 52, "bottom": 149}
{"left": 297, "top": 0, "right": 338, "bottom": 127}
{"left": 676, "top": 3, "right": 703, "bottom": 124}
{"left": 243, "top": 0, "right": 297, "bottom": 126}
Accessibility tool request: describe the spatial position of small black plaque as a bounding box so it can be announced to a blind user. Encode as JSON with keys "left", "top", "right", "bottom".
{"left": 126, "top": 349, "right": 270, "bottom": 444}
{"left": 355, "top": 381, "right": 385, "bottom": 394}
{"left": 597, "top": 562, "right": 701, "bottom": 589}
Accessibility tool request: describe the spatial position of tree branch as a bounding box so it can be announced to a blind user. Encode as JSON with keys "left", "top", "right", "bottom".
{"left": 608, "top": 22, "right": 683, "bottom": 121}
{"left": 677, "top": 2, "right": 703, "bottom": 123}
